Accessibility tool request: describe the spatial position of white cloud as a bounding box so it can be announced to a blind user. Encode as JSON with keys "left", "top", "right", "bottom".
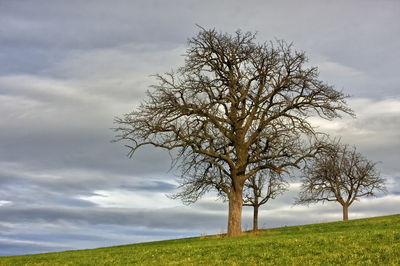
{"left": 0, "top": 201, "right": 12, "bottom": 207}
{"left": 308, "top": 97, "right": 400, "bottom": 169}
{"left": 318, "top": 60, "right": 364, "bottom": 78}
{"left": 79, "top": 189, "right": 179, "bottom": 209}
{"left": 0, "top": 74, "right": 82, "bottom": 102}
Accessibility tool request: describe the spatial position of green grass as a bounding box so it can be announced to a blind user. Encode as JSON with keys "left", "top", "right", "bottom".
{"left": 1, "top": 214, "right": 399, "bottom": 265}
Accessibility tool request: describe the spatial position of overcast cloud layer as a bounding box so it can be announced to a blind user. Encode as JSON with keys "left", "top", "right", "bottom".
{"left": 1, "top": 0, "right": 399, "bottom": 256}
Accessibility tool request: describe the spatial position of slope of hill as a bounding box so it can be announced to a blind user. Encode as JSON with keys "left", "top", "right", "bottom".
{"left": 1, "top": 214, "right": 399, "bottom": 265}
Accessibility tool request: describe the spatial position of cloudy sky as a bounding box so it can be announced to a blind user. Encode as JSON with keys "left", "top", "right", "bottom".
{"left": 1, "top": 0, "right": 399, "bottom": 256}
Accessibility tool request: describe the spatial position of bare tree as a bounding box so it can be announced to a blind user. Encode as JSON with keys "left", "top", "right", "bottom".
{"left": 243, "top": 170, "right": 288, "bottom": 232}
{"left": 114, "top": 27, "right": 353, "bottom": 236}
{"left": 296, "top": 140, "right": 386, "bottom": 221}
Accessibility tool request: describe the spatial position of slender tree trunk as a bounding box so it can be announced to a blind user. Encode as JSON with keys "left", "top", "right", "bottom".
{"left": 342, "top": 204, "right": 349, "bottom": 221}
{"left": 227, "top": 185, "right": 243, "bottom": 237}
{"left": 253, "top": 205, "right": 259, "bottom": 232}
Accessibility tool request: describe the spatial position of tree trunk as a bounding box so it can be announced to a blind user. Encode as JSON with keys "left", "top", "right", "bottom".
{"left": 342, "top": 204, "right": 349, "bottom": 221}
{"left": 253, "top": 205, "right": 259, "bottom": 232}
{"left": 227, "top": 185, "right": 243, "bottom": 237}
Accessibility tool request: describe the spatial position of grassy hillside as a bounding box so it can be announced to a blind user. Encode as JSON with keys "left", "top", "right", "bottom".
{"left": 1, "top": 214, "right": 399, "bottom": 265}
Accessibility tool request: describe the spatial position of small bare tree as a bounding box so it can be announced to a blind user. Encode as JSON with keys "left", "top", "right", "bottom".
{"left": 296, "top": 140, "right": 386, "bottom": 221}
{"left": 115, "top": 27, "right": 353, "bottom": 236}
{"left": 243, "top": 170, "right": 288, "bottom": 232}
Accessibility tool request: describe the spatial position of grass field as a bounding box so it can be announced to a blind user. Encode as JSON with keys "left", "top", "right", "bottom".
{"left": 1, "top": 214, "right": 399, "bottom": 265}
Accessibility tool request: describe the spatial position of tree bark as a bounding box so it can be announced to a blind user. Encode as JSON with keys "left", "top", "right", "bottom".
{"left": 342, "top": 204, "right": 349, "bottom": 221}
{"left": 253, "top": 205, "right": 259, "bottom": 232}
{"left": 227, "top": 185, "right": 243, "bottom": 236}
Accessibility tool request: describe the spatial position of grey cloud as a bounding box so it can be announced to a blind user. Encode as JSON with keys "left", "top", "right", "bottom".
{"left": 0, "top": 222, "right": 198, "bottom": 256}
{"left": 0, "top": 1, "right": 188, "bottom": 48}
{"left": 0, "top": 206, "right": 226, "bottom": 231}
{"left": 0, "top": 1, "right": 190, "bottom": 76}
{"left": 0, "top": 240, "right": 68, "bottom": 256}
{"left": 0, "top": 166, "right": 177, "bottom": 209}
{"left": 194, "top": 198, "right": 229, "bottom": 212}
{"left": 0, "top": 82, "right": 174, "bottom": 176}
{"left": 120, "top": 181, "right": 176, "bottom": 192}
{"left": 2, "top": 0, "right": 398, "bottom": 85}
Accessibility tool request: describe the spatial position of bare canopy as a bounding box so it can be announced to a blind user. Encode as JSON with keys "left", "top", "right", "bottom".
{"left": 296, "top": 139, "right": 386, "bottom": 221}
{"left": 114, "top": 27, "right": 353, "bottom": 236}
{"left": 243, "top": 170, "right": 288, "bottom": 231}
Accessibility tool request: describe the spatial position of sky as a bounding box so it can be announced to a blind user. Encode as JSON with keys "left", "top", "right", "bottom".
{"left": 0, "top": 0, "right": 399, "bottom": 256}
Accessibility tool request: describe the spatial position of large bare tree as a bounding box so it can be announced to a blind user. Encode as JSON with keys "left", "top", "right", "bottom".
{"left": 114, "top": 27, "right": 353, "bottom": 236}
{"left": 243, "top": 170, "right": 288, "bottom": 232}
{"left": 296, "top": 140, "right": 386, "bottom": 221}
